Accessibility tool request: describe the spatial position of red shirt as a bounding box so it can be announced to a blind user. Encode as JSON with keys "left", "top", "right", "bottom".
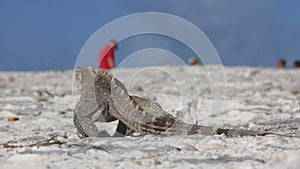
{"left": 98, "top": 44, "right": 114, "bottom": 69}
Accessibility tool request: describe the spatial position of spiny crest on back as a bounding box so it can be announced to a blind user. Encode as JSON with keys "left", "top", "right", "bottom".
{"left": 96, "top": 69, "right": 113, "bottom": 80}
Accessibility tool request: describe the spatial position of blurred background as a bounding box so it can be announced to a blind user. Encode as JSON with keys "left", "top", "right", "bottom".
{"left": 0, "top": 0, "right": 299, "bottom": 71}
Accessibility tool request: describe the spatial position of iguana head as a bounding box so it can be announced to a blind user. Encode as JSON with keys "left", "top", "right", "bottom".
{"left": 74, "top": 67, "right": 96, "bottom": 92}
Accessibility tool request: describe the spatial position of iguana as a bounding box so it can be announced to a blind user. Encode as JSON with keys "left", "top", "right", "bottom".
{"left": 73, "top": 67, "right": 294, "bottom": 138}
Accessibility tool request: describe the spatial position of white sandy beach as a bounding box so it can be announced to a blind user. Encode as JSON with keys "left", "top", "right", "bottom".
{"left": 0, "top": 66, "right": 300, "bottom": 169}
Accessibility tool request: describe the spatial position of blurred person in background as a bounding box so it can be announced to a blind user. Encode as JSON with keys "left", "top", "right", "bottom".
{"left": 98, "top": 40, "right": 118, "bottom": 70}
{"left": 293, "top": 60, "right": 300, "bottom": 70}
{"left": 277, "top": 59, "right": 286, "bottom": 69}
{"left": 189, "top": 57, "right": 199, "bottom": 66}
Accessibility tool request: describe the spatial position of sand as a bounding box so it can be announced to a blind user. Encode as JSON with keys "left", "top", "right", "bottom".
{"left": 0, "top": 66, "right": 299, "bottom": 169}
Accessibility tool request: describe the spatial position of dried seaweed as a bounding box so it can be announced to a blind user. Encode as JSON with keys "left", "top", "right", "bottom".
{"left": 1, "top": 136, "right": 66, "bottom": 149}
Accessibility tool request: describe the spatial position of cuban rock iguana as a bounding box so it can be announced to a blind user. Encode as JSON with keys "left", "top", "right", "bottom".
{"left": 73, "top": 67, "right": 294, "bottom": 138}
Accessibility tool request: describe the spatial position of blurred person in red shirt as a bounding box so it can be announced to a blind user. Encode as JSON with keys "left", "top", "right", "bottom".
{"left": 98, "top": 40, "right": 118, "bottom": 70}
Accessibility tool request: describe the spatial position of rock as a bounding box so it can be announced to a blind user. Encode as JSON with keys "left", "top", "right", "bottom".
{"left": 32, "top": 90, "right": 54, "bottom": 102}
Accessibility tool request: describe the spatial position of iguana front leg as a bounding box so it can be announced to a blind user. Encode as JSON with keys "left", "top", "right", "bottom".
{"left": 74, "top": 95, "right": 132, "bottom": 137}
{"left": 74, "top": 103, "right": 112, "bottom": 137}
{"left": 74, "top": 114, "right": 102, "bottom": 137}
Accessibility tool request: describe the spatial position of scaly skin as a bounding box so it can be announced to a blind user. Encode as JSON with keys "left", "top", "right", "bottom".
{"left": 74, "top": 67, "right": 294, "bottom": 137}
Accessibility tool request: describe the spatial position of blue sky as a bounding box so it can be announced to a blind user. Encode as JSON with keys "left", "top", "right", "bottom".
{"left": 0, "top": 0, "right": 300, "bottom": 71}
